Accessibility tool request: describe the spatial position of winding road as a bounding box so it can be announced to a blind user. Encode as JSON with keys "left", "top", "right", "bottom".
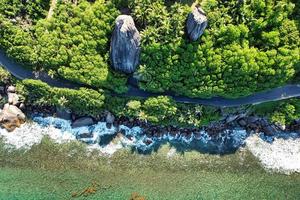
{"left": 1, "top": 50, "right": 300, "bottom": 107}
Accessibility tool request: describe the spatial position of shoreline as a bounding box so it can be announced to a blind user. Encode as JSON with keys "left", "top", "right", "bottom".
{"left": 1, "top": 114, "right": 300, "bottom": 174}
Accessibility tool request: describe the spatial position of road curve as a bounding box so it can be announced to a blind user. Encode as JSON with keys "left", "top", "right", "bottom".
{"left": 1, "top": 50, "right": 300, "bottom": 107}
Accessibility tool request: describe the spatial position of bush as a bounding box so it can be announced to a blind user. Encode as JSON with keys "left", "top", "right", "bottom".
{"left": 21, "top": 79, "right": 105, "bottom": 116}
{"left": 0, "top": 66, "right": 12, "bottom": 85}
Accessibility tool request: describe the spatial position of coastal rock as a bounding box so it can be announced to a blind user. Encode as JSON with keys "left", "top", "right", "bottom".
{"left": 19, "top": 103, "right": 25, "bottom": 110}
{"left": 186, "top": 6, "right": 208, "bottom": 41}
{"left": 0, "top": 103, "right": 26, "bottom": 132}
{"left": 72, "top": 117, "right": 94, "bottom": 128}
{"left": 288, "top": 119, "right": 300, "bottom": 133}
{"left": 0, "top": 86, "right": 5, "bottom": 94}
{"left": 110, "top": 15, "right": 141, "bottom": 74}
{"left": 56, "top": 107, "right": 72, "bottom": 120}
{"left": 7, "top": 86, "right": 16, "bottom": 93}
{"left": 106, "top": 112, "right": 115, "bottom": 124}
{"left": 8, "top": 92, "right": 19, "bottom": 106}
{"left": 237, "top": 118, "right": 247, "bottom": 127}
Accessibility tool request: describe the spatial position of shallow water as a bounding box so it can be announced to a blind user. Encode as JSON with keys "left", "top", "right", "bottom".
{"left": 1, "top": 115, "right": 300, "bottom": 174}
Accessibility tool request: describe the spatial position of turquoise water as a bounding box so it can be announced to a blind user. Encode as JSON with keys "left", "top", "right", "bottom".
{"left": 32, "top": 115, "right": 300, "bottom": 154}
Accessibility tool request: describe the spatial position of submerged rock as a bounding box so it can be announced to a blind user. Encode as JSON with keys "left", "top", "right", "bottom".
{"left": 0, "top": 103, "right": 26, "bottom": 132}
{"left": 110, "top": 15, "right": 141, "bottom": 74}
{"left": 186, "top": 6, "right": 208, "bottom": 41}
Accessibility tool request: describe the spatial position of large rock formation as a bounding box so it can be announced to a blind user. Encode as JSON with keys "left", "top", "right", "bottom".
{"left": 110, "top": 15, "right": 141, "bottom": 74}
{"left": 0, "top": 103, "right": 26, "bottom": 132}
{"left": 186, "top": 6, "right": 208, "bottom": 41}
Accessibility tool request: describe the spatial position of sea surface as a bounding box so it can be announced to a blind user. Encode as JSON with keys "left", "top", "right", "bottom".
{"left": 0, "top": 115, "right": 299, "bottom": 174}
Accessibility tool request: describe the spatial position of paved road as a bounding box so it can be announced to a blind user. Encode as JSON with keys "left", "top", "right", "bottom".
{"left": 1, "top": 50, "right": 300, "bottom": 107}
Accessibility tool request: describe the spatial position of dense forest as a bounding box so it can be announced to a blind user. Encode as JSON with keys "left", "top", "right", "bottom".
{"left": 0, "top": 0, "right": 299, "bottom": 98}
{"left": 133, "top": 0, "right": 300, "bottom": 98}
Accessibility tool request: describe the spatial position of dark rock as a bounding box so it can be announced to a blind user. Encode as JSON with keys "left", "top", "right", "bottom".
{"left": 56, "top": 107, "right": 72, "bottom": 120}
{"left": 110, "top": 15, "right": 141, "bottom": 74}
{"left": 106, "top": 112, "right": 115, "bottom": 124}
{"left": 186, "top": 6, "right": 208, "bottom": 41}
{"left": 247, "top": 116, "right": 259, "bottom": 124}
{"left": 0, "top": 103, "right": 26, "bottom": 132}
{"left": 0, "top": 86, "right": 5, "bottom": 94}
{"left": 225, "top": 115, "right": 240, "bottom": 124}
{"left": 237, "top": 118, "right": 247, "bottom": 127}
{"left": 72, "top": 117, "right": 94, "bottom": 128}
{"left": 76, "top": 132, "right": 93, "bottom": 139}
{"left": 261, "top": 124, "right": 279, "bottom": 136}
{"left": 287, "top": 119, "right": 300, "bottom": 133}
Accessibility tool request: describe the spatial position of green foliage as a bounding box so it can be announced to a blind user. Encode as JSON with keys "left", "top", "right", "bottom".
{"left": 1, "top": 0, "right": 299, "bottom": 98}
{"left": 126, "top": 100, "right": 142, "bottom": 118}
{"left": 252, "top": 99, "right": 300, "bottom": 125}
{"left": 106, "top": 96, "right": 221, "bottom": 126}
{"left": 21, "top": 79, "right": 105, "bottom": 116}
{"left": 130, "top": 0, "right": 300, "bottom": 98}
{"left": 0, "top": 66, "right": 13, "bottom": 85}
{"left": 20, "top": 79, "right": 53, "bottom": 106}
{"left": 142, "top": 96, "right": 177, "bottom": 123}
{"left": 0, "top": 0, "right": 50, "bottom": 21}
{"left": 0, "top": 0, "right": 127, "bottom": 93}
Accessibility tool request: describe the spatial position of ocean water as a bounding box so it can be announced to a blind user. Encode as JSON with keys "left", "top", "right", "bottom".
{"left": 0, "top": 115, "right": 300, "bottom": 174}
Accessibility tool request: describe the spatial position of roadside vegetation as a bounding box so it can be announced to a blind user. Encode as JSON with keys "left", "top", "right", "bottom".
{"left": 0, "top": 1, "right": 300, "bottom": 126}
{"left": 0, "top": 0, "right": 299, "bottom": 98}
{"left": 251, "top": 99, "right": 300, "bottom": 126}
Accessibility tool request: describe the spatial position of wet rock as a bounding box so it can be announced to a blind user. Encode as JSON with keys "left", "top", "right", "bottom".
{"left": 72, "top": 117, "right": 94, "bottom": 128}
{"left": 247, "top": 116, "right": 260, "bottom": 124}
{"left": 8, "top": 92, "right": 19, "bottom": 106}
{"left": 237, "top": 118, "right": 247, "bottom": 127}
{"left": 186, "top": 6, "right": 208, "bottom": 41}
{"left": 106, "top": 112, "right": 115, "bottom": 124}
{"left": 76, "top": 132, "right": 93, "bottom": 139}
{"left": 256, "top": 119, "right": 280, "bottom": 136}
{"left": 0, "top": 103, "right": 26, "bottom": 132}
{"left": 261, "top": 124, "right": 280, "bottom": 136}
{"left": 287, "top": 119, "right": 300, "bottom": 133}
{"left": 56, "top": 107, "right": 72, "bottom": 120}
{"left": 110, "top": 15, "right": 141, "bottom": 74}
{"left": 0, "top": 86, "right": 5, "bottom": 94}
{"left": 7, "top": 86, "right": 16, "bottom": 93}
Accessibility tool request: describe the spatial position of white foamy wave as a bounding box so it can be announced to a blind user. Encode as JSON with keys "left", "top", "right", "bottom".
{"left": 246, "top": 135, "right": 300, "bottom": 175}
{"left": 0, "top": 122, "right": 76, "bottom": 149}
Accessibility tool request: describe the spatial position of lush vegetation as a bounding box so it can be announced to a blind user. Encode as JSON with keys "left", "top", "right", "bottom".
{"left": 0, "top": 139, "right": 299, "bottom": 199}
{"left": 19, "top": 79, "right": 105, "bottom": 116}
{"left": 0, "top": 0, "right": 50, "bottom": 22}
{"left": 1, "top": 0, "right": 299, "bottom": 99}
{"left": 130, "top": 0, "right": 300, "bottom": 98}
{"left": 14, "top": 77, "right": 219, "bottom": 126}
{"left": 252, "top": 99, "right": 300, "bottom": 125}
{"left": 0, "top": 65, "right": 13, "bottom": 85}
{"left": 105, "top": 95, "right": 221, "bottom": 126}
{"left": 0, "top": 0, "right": 127, "bottom": 93}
